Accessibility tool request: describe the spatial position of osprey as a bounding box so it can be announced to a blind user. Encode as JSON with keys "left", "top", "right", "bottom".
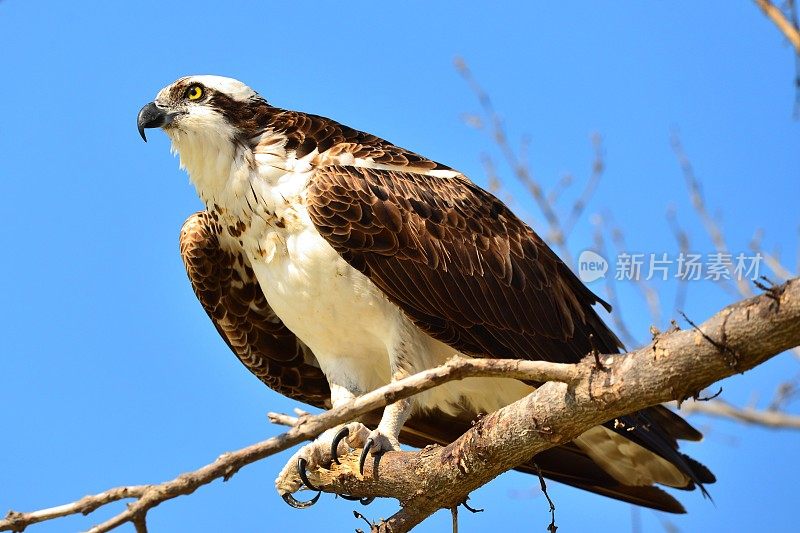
{"left": 138, "top": 75, "right": 713, "bottom": 512}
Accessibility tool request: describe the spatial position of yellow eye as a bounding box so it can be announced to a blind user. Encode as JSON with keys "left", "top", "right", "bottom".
{"left": 186, "top": 85, "right": 204, "bottom": 101}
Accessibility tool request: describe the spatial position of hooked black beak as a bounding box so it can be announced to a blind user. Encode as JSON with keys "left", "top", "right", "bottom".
{"left": 137, "top": 102, "right": 174, "bottom": 142}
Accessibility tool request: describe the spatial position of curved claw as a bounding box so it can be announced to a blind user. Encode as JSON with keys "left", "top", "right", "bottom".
{"left": 297, "top": 457, "right": 321, "bottom": 492}
{"left": 340, "top": 494, "right": 376, "bottom": 505}
{"left": 461, "top": 498, "right": 484, "bottom": 513}
{"left": 358, "top": 437, "right": 374, "bottom": 476}
{"left": 331, "top": 426, "right": 350, "bottom": 465}
{"left": 282, "top": 491, "right": 321, "bottom": 509}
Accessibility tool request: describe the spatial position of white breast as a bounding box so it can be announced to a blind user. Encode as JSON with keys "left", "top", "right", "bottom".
{"left": 245, "top": 216, "right": 399, "bottom": 395}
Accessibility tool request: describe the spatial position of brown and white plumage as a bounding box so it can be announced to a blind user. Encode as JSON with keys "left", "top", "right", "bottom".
{"left": 179, "top": 211, "right": 330, "bottom": 407}
{"left": 141, "top": 75, "right": 714, "bottom": 513}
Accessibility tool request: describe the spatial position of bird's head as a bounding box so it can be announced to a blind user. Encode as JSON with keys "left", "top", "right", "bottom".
{"left": 138, "top": 76, "right": 273, "bottom": 196}
{"left": 137, "top": 75, "right": 267, "bottom": 144}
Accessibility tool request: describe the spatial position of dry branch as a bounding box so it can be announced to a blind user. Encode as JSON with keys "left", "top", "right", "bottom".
{"left": 0, "top": 487, "right": 149, "bottom": 533}
{"left": 666, "top": 206, "right": 692, "bottom": 318}
{"left": 0, "top": 359, "right": 576, "bottom": 533}
{"left": 455, "top": 57, "right": 571, "bottom": 261}
{"left": 670, "top": 133, "right": 750, "bottom": 298}
{"left": 591, "top": 219, "right": 639, "bottom": 347}
{"left": 755, "top": 0, "right": 800, "bottom": 53}
{"left": 308, "top": 278, "right": 800, "bottom": 532}
{"left": 676, "top": 398, "right": 800, "bottom": 429}
{"left": 4, "top": 280, "right": 799, "bottom": 533}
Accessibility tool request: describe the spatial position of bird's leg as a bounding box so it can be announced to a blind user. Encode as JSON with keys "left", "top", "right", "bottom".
{"left": 356, "top": 320, "right": 417, "bottom": 474}
{"left": 326, "top": 386, "right": 412, "bottom": 474}
{"left": 357, "top": 383, "right": 412, "bottom": 474}
{"left": 277, "top": 322, "right": 419, "bottom": 504}
{"left": 275, "top": 384, "right": 370, "bottom": 506}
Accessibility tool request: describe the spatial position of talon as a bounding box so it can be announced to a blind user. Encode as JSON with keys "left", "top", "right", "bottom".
{"left": 331, "top": 426, "right": 350, "bottom": 465}
{"left": 282, "top": 491, "right": 321, "bottom": 509}
{"left": 297, "top": 457, "right": 320, "bottom": 491}
{"left": 461, "top": 497, "right": 484, "bottom": 513}
{"left": 359, "top": 437, "right": 374, "bottom": 475}
{"left": 340, "top": 494, "right": 375, "bottom": 505}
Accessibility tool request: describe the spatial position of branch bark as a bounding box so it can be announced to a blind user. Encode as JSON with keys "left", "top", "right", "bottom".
{"left": 0, "top": 359, "right": 575, "bottom": 533}
{"left": 3, "top": 279, "right": 799, "bottom": 533}
{"left": 307, "top": 278, "right": 800, "bottom": 532}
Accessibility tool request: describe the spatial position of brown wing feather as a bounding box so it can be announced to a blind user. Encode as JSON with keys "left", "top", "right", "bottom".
{"left": 264, "top": 109, "right": 454, "bottom": 171}
{"left": 306, "top": 162, "right": 713, "bottom": 494}
{"left": 179, "top": 211, "right": 330, "bottom": 408}
{"left": 307, "top": 165, "right": 622, "bottom": 363}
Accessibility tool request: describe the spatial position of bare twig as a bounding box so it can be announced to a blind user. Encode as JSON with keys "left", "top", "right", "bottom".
{"left": 562, "top": 133, "right": 605, "bottom": 241}
{"left": 0, "top": 487, "right": 150, "bottom": 533}
{"left": 267, "top": 412, "right": 300, "bottom": 427}
{"left": 547, "top": 173, "right": 573, "bottom": 206}
{"left": 533, "top": 463, "right": 558, "bottom": 533}
{"left": 1, "top": 358, "right": 577, "bottom": 533}
{"left": 791, "top": 0, "right": 800, "bottom": 116}
{"left": 746, "top": 234, "right": 800, "bottom": 361}
{"left": 591, "top": 216, "right": 639, "bottom": 347}
{"left": 454, "top": 57, "right": 571, "bottom": 262}
{"left": 750, "top": 229, "right": 796, "bottom": 281}
{"left": 457, "top": 63, "right": 603, "bottom": 265}
{"left": 605, "top": 213, "right": 663, "bottom": 327}
{"left": 768, "top": 378, "right": 800, "bottom": 410}
{"left": 480, "top": 154, "right": 518, "bottom": 210}
{"left": 670, "top": 133, "right": 751, "bottom": 297}
{"left": 754, "top": 0, "right": 800, "bottom": 53}
{"left": 677, "top": 398, "right": 800, "bottom": 429}
{"left": 5, "top": 279, "right": 800, "bottom": 533}
{"left": 666, "top": 206, "right": 692, "bottom": 320}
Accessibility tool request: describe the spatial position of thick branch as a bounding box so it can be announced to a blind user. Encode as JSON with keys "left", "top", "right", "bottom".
{"left": 5, "top": 280, "right": 799, "bottom": 533}
{"left": 308, "top": 278, "right": 800, "bottom": 532}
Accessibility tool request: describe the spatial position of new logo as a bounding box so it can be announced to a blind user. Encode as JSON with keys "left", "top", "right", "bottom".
{"left": 578, "top": 250, "right": 608, "bottom": 282}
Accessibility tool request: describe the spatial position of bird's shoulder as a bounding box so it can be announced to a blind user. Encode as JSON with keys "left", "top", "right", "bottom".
{"left": 257, "top": 108, "right": 455, "bottom": 176}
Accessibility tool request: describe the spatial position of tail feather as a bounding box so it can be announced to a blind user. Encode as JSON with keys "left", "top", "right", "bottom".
{"left": 574, "top": 426, "right": 691, "bottom": 488}
{"left": 520, "top": 444, "right": 687, "bottom": 513}
{"left": 390, "top": 404, "right": 714, "bottom": 514}
{"left": 603, "top": 410, "right": 715, "bottom": 489}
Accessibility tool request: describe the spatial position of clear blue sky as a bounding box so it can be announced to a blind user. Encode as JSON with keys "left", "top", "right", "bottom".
{"left": 1, "top": 1, "right": 798, "bottom": 532}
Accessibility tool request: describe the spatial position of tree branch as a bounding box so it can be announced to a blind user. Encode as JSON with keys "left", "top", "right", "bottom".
{"left": 671, "top": 132, "right": 750, "bottom": 297}
{"left": 454, "top": 57, "right": 572, "bottom": 262}
{"left": 0, "top": 359, "right": 575, "bottom": 533}
{"left": 676, "top": 398, "right": 800, "bottom": 429}
{"left": 4, "top": 280, "right": 799, "bottom": 533}
{"left": 755, "top": 0, "right": 800, "bottom": 54}
{"left": 306, "top": 278, "right": 800, "bottom": 532}
{"left": 0, "top": 487, "right": 149, "bottom": 532}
